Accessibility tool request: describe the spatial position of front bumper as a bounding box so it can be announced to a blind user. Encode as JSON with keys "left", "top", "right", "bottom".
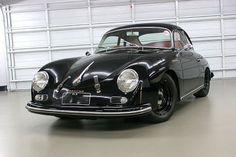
{"left": 26, "top": 102, "right": 152, "bottom": 118}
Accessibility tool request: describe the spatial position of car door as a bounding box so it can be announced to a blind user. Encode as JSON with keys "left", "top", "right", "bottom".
{"left": 174, "top": 30, "right": 203, "bottom": 95}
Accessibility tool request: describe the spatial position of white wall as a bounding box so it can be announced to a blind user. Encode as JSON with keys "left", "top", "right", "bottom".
{"left": 0, "top": 9, "right": 7, "bottom": 87}
{"left": 2, "top": 0, "right": 236, "bottom": 90}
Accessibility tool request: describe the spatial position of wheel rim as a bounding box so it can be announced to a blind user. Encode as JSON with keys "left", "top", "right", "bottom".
{"left": 153, "top": 82, "right": 173, "bottom": 116}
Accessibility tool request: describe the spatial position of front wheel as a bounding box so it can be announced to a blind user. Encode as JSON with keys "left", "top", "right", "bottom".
{"left": 147, "top": 74, "right": 178, "bottom": 123}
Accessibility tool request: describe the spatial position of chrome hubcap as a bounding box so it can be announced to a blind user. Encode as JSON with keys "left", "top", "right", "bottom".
{"left": 157, "top": 89, "right": 166, "bottom": 109}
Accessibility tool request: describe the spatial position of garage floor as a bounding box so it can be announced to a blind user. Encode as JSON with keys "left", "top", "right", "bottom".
{"left": 0, "top": 79, "right": 236, "bottom": 157}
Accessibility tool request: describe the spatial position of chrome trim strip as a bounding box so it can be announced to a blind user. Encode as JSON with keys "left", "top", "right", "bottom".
{"left": 103, "top": 27, "right": 173, "bottom": 49}
{"left": 72, "top": 61, "right": 94, "bottom": 86}
{"left": 139, "top": 81, "right": 143, "bottom": 104}
{"left": 93, "top": 75, "right": 101, "bottom": 93}
{"left": 55, "top": 76, "right": 71, "bottom": 92}
{"left": 25, "top": 105, "right": 152, "bottom": 117}
{"left": 180, "top": 84, "right": 204, "bottom": 100}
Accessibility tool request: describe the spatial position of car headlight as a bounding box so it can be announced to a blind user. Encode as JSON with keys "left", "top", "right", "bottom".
{"left": 32, "top": 71, "right": 49, "bottom": 92}
{"left": 117, "top": 69, "right": 139, "bottom": 93}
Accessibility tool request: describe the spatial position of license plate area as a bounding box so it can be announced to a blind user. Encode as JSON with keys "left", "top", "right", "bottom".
{"left": 62, "top": 91, "right": 91, "bottom": 105}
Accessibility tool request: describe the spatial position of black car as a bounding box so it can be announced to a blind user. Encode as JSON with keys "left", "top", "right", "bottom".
{"left": 26, "top": 23, "right": 214, "bottom": 123}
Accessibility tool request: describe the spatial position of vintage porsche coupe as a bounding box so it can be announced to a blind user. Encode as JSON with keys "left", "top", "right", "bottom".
{"left": 26, "top": 23, "right": 213, "bottom": 123}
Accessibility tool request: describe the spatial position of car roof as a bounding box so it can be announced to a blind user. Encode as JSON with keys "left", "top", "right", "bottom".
{"left": 108, "top": 23, "right": 183, "bottom": 33}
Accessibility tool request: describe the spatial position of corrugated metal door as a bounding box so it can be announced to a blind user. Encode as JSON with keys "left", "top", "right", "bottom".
{"left": 2, "top": 0, "right": 236, "bottom": 90}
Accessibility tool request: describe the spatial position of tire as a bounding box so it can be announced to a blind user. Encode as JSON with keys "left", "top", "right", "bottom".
{"left": 194, "top": 69, "right": 210, "bottom": 97}
{"left": 146, "top": 74, "right": 178, "bottom": 123}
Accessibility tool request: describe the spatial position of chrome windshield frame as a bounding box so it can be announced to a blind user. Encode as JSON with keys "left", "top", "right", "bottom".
{"left": 95, "top": 26, "right": 174, "bottom": 53}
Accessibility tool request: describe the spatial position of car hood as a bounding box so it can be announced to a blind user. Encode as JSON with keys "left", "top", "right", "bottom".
{"left": 42, "top": 49, "right": 173, "bottom": 88}
{"left": 64, "top": 52, "right": 131, "bottom": 86}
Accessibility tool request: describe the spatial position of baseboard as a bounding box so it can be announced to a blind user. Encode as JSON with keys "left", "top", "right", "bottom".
{"left": 212, "top": 77, "right": 236, "bottom": 80}
{"left": 0, "top": 86, "right": 7, "bottom": 91}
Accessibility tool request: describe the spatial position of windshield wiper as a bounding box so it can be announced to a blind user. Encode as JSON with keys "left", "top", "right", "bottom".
{"left": 96, "top": 45, "right": 171, "bottom": 53}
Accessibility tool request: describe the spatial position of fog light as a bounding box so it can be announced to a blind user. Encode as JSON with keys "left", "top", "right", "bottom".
{"left": 111, "top": 96, "right": 128, "bottom": 104}
{"left": 35, "top": 94, "right": 48, "bottom": 101}
{"left": 120, "top": 97, "right": 128, "bottom": 104}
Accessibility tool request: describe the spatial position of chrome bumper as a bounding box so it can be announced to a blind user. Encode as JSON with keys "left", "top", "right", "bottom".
{"left": 26, "top": 103, "right": 152, "bottom": 118}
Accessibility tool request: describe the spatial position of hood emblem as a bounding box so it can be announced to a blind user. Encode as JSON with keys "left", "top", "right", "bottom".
{"left": 93, "top": 75, "right": 101, "bottom": 94}
{"left": 73, "top": 61, "right": 94, "bottom": 86}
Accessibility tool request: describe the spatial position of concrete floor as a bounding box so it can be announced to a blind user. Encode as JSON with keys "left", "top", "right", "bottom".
{"left": 0, "top": 79, "right": 236, "bottom": 157}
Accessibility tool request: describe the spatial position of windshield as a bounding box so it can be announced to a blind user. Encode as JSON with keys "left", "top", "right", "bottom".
{"left": 96, "top": 27, "right": 172, "bottom": 53}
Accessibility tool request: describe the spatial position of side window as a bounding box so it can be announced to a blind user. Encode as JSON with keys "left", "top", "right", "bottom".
{"left": 174, "top": 31, "right": 184, "bottom": 49}
{"left": 180, "top": 30, "right": 191, "bottom": 46}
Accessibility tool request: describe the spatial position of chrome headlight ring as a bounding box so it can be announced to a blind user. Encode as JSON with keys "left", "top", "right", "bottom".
{"left": 117, "top": 69, "right": 139, "bottom": 94}
{"left": 32, "top": 71, "right": 49, "bottom": 92}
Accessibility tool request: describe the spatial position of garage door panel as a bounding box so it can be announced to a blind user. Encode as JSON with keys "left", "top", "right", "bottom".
{"left": 14, "top": 52, "right": 49, "bottom": 67}
{"left": 10, "top": 4, "right": 44, "bottom": 12}
{"left": 50, "top": 29, "right": 90, "bottom": 46}
{"left": 223, "top": 0, "right": 236, "bottom": 14}
{"left": 225, "top": 56, "right": 236, "bottom": 69}
{"left": 224, "top": 40, "right": 236, "bottom": 55}
{"left": 179, "top": 0, "right": 220, "bottom": 17}
{"left": 15, "top": 68, "right": 39, "bottom": 80}
{"left": 224, "top": 19, "right": 236, "bottom": 36}
{"left": 212, "top": 71, "right": 223, "bottom": 78}
{"left": 207, "top": 57, "right": 222, "bottom": 70}
{"left": 48, "top": 1, "right": 88, "bottom": 10}
{"left": 91, "top": 5, "right": 131, "bottom": 24}
{"left": 135, "top": 2, "right": 175, "bottom": 20}
{"left": 93, "top": 27, "right": 114, "bottom": 44}
{"left": 49, "top": 8, "right": 89, "bottom": 26}
{"left": 11, "top": 11, "right": 46, "bottom": 28}
{"left": 91, "top": 0, "right": 129, "bottom": 7}
{"left": 15, "top": 82, "right": 32, "bottom": 90}
{"left": 225, "top": 70, "right": 236, "bottom": 77}
{"left": 12, "top": 32, "right": 48, "bottom": 49}
{"left": 48, "top": 1, "right": 88, "bottom": 26}
{"left": 141, "top": 21, "right": 176, "bottom": 26}
{"left": 179, "top": 20, "right": 221, "bottom": 38}
{"left": 193, "top": 40, "right": 221, "bottom": 57}
{"left": 52, "top": 49, "right": 89, "bottom": 61}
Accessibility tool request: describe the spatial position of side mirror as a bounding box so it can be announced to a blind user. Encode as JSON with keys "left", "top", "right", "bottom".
{"left": 184, "top": 44, "right": 193, "bottom": 51}
{"left": 85, "top": 51, "right": 91, "bottom": 56}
